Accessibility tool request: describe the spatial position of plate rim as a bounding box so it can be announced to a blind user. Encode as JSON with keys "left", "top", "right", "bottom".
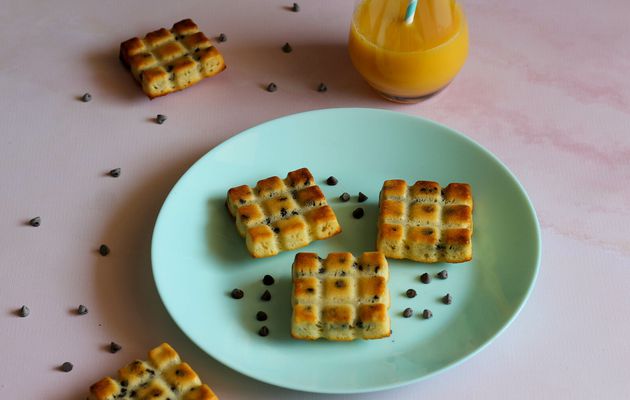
{"left": 151, "top": 107, "right": 542, "bottom": 394}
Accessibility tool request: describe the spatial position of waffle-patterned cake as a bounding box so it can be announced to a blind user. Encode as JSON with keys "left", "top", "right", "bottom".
{"left": 226, "top": 168, "right": 341, "bottom": 258}
{"left": 377, "top": 180, "right": 473, "bottom": 263}
{"left": 88, "top": 343, "right": 217, "bottom": 400}
{"left": 291, "top": 252, "right": 391, "bottom": 341}
{"left": 120, "top": 19, "right": 225, "bottom": 99}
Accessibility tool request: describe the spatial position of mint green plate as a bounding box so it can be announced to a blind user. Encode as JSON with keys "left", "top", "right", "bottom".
{"left": 151, "top": 108, "right": 541, "bottom": 394}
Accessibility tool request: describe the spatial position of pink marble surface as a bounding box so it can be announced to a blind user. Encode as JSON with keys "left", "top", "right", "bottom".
{"left": 1, "top": 0, "right": 629, "bottom": 398}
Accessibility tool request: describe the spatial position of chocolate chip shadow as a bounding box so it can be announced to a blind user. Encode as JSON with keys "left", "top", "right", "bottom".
{"left": 230, "top": 276, "right": 288, "bottom": 342}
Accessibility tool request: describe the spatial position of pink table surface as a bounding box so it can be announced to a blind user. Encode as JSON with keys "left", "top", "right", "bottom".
{"left": 2, "top": 0, "right": 630, "bottom": 398}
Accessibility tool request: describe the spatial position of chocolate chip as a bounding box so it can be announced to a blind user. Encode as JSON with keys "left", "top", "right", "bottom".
{"left": 420, "top": 273, "right": 431, "bottom": 284}
{"left": 81, "top": 93, "right": 92, "bottom": 102}
{"left": 282, "top": 42, "right": 292, "bottom": 53}
{"left": 156, "top": 114, "right": 167, "bottom": 124}
{"left": 262, "top": 275, "right": 275, "bottom": 286}
{"left": 326, "top": 176, "right": 338, "bottom": 185}
{"left": 306, "top": 287, "right": 314, "bottom": 293}
{"left": 109, "top": 342, "right": 122, "bottom": 353}
{"left": 437, "top": 270, "right": 448, "bottom": 279}
{"left": 339, "top": 192, "right": 350, "bottom": 202}
{"left": 230, "top": 288, "right": 244, "bottom": 299}
{"left": 28, "top": 217, "right": 41, "bottom": 227}
{"left": 256, "top": 311, "right": 268, "bottom": 321}
{"left": 266, "top": 82, "right": 278, "bottom": 92}
{"left": 292, "top": 2, "right": 300, "bottom": 12}
{"left": 352, "top": 207, "right": 364, "bottom": 219}
{"left": 18, "top": 305, "right": 30, "bottom": 317}
{"left": 443, "top": 293, "right": 453, "bottom": 304}
{"left": 218, "top": 33, "right": 227, "bottom": 42}
{"left": 405, "top": 289, "right": 416, "bottom": 298}
{"left": 280, "top": 207, "right": 287, "bottom": 217}
{"left": 335, "top": 280, "right": 345, "bottom": 288}
{"left": 261, "top": 290, "right": 271, "bottom": 301}
{"left": 99, "top": 244, "right": 110, "bottom": 256}
{"left": 77, "top": 305, "right": 88, "bottom": 315}
{"left": 358, "top": 192, "right": 368, "bottom": 202}
{"left": 273, "top": 227, "right": 280, "bottom": 233}
{"left": 422, "top": 309, "right": 433, "bottom": 319}
{"left": 258, "top": 326, "right": 269, "bottom": 336}
{"left": 318, "top": 267, "right": 326, "bottom": 274}
{"left": 60, "top": 362, "right": 73, "bottom": 372}
{"left": 317, "top": 83, "right": 327, "bottom": 92}
{"left": 109, "top": 168, "right": 121, "bottom": 178}
{"left": 403, "top": 308, "right": 413, "bottom": 318}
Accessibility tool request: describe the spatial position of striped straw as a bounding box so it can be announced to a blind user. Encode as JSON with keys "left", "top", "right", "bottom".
{"left": 405, "top": 0, "right": 418, "bottom": 24}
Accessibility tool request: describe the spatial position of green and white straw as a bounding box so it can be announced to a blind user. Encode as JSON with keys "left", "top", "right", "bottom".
{"left": 405, "top": 0, "right": 418, "bottom": 24}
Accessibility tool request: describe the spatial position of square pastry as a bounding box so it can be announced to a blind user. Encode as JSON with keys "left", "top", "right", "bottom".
{"left": 377, "top": 180, "right": 473, "bottom": 263}
{"left": 226, "top": 168, "right": 341, "bottom": 258}
{"left": 88, "top": 343, "right": 218, "bottom": 400}
{"left": 291, "top": 252, "right": 391, "bottom": 341}
{"left": 120, "top": 19, "right": 226, "bottom": 98}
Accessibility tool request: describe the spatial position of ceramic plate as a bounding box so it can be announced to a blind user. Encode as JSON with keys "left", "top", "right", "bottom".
{"left": 151, "top": 108, "right": 541, "bottom": 393}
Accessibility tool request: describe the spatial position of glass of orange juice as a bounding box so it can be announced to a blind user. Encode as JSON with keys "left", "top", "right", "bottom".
{"left": 349, "top": 0, "right": 469, "bottom": 103}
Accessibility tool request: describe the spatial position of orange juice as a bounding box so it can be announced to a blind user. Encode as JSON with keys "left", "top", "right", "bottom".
{"left": 349, "top": 0, "right": 469, "bottom": 102}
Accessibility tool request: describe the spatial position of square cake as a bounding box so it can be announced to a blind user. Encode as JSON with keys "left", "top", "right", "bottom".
{"left": 120, "top": 19, "right": 225, "bottom": 98}
{"left": 226, "top": 168, "right": 341, "bottom": 258}
{"left": 291, "top": 252, "right": 391, "bottom": 341}
{"left": 377, "top": 180, "right": 473, "bottom": 263}
{"left": 88, "top": 343, "right": 217, "bottom": 400}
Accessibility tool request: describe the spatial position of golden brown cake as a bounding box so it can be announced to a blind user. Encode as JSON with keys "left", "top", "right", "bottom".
{"left": 120, "top": 19, "right": 226, "bottom": 99}
{"left": 226, "top": 168, "right": 341, "bottom": 258}
{"left": 377, "top": 180, "right": 473, "bottom": 263}
{"left": 291, "top": 252, "right": 391, "bottom": 341}
{"left": 88, "top": 343, "right": 218, "bottom": 400}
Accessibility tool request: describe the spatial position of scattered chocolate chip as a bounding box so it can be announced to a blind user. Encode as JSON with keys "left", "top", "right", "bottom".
{"left": 81, "top": 93, "right": 92, "bottom": 102}
{"left": 282, "top": 42, "right": 292, "bottom": 53}
{"left": 60, "top": 362, "right": 73, "bottom": 372}
{"left": 443, "top": 293, "right": 453, "bottom": 305}
{"left": 266, "top": 82, "right": 278, "bottom": 92}
{"left": 352, "top": 207, "right": 364, "bottom": 219}
{"left": 326, "top": 176, "right": 338, "bottom": 185}
{"left": 18, "top": 305, "right": 30, "bottom": 317}
{"left": 335, "top": 280, "right": 345, "bottom": 288}
{"left": 272, "top": 227, "right": 280, "bottom": 233}
{"left": 358, "top": 192, "right": 368, "bottom": 202}
{"left": 318, "top": 267, "right": 326, "bottom": 274}
{"left": 261, "top": 290, "right": 271, "bottom": 301}
{"left": 109, "top": 342, "right": 122, "bottom": 353}
{"left": 437, "top": 270, "right": 448, "bottom": 279}
{"left": 256, "top": 311, "right": 268, "bottom": 321}
{"left": 109, "top": 168, "right": 121, "bottom": 178}
{"left": 29, "top": 217, "right": 41, "bottom": 227}
{"left": 98, "top": 244, "right": 110, "bottom": 256}
{"left": 339, "top": 192, "right": 350, "bottom": 202}
{"left": 420, "top": 273, "right": 431, "bottom": 284}
{"left": 422, "top": 309, "right": 433, "bottom": 319}
{"left": 218, "top": 33, "right": 227, "bottom": 42}
{"left": 230, "top": 288, "right": 244, "bottom": 299}
{"left": 405, "top": 289, "right": 417, "bottom": 298}
{"left": 77, "top": 305, "right": 88, "bottom": 315}
{"left": 258, "top": 326, "right": 269, "bottom": 337}
{"left": 156, "top": 114, "right": 167, "bottom": 124}
{"left": 292, "top": 2, "right": 300, "bottom": 12}
{"left": 317, "top": 82, "right": 327, "bottom": 92}
{"left": 262, "top": 275, "right": 275, "bottom": 286}
{"left": 403, "top": 308, "right": 413, "bottom": 318}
